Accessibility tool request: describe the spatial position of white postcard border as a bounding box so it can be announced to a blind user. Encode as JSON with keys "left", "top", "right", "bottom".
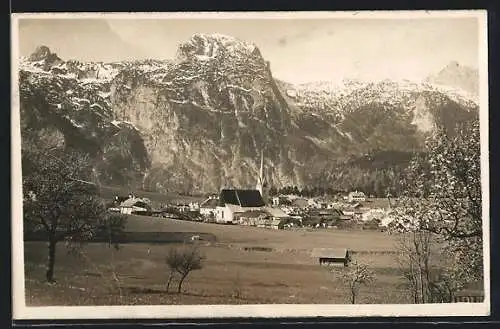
{"left": 10, "top": 10, "right": 491, "bottom": 320}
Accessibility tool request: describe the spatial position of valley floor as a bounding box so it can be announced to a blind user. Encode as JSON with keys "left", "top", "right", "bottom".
{"left": 23, "top": 216, "right": 432, "bottom": 305}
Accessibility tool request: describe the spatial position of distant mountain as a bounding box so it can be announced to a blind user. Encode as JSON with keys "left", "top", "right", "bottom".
{"left": 425, "top": 61, "right": 479, "bottom": 97}
{"left": 18, "top": 35, "right": 479, "bottom": 194}
{"left": 19, "top": 19, "right": 148, "bottom": 62}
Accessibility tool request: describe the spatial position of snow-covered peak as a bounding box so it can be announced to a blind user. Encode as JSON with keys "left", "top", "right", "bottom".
{"left": 178, "top": 33, "right": 259, "bottom": 61}
{"left": 284, "top": 76, "right": 479, "bottom": 124}
{"left": 196, "top": 33, "right": 256, "bottom": 52}
{"left": 425, "top": 61, "right": 479, "bottom": 96}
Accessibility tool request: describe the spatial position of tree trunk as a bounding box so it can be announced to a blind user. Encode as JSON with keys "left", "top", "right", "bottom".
{"left": 46, "top": 238, "right": 57, "bottom": 282}
{"left": 166, "top": 272, "right": 174, "bottom": 293}
{"left": 177, "top": 274, "right": 187, "bottom": 293}
{"left": 351, "top": 285, "right": 357, "bottom": 304}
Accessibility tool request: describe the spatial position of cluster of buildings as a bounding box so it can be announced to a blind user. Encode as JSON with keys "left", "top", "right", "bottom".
{"left": 109, "top": 193, "right": 153, "bottom": 215}
{"left": 267, "top": 191, "right": 394, "bottom": 226}
{"left": 193, "top": 152, "right": 394, "bottom": 229}
{"left": 109, "top": 152, "right": 395, "bottom": 230}
{"left": 194, "top": 152, "right": 291, "bottom": 229}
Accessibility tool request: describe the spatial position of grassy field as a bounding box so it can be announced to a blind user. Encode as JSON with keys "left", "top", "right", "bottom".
{"left": 24, "top": 215, "right": 416, "bottom": 306}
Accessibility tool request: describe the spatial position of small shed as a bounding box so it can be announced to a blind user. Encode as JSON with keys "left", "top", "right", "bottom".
{"left": 311, "top": 248, "right": 351, "bottom": 267}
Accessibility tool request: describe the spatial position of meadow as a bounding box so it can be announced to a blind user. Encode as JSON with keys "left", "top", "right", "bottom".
{"left": 24, "top": 215, "right": 414, "bottom": 306}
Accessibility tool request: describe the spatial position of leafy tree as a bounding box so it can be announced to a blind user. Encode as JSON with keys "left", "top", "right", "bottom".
{"left": 165, "top": 244, "right": 205, "bottom": 293}
{"left": 22, "top": 145, "right": 126, "bottom": 282}
{"left": 391, "top": 120, "right": 482, "bottom": 296}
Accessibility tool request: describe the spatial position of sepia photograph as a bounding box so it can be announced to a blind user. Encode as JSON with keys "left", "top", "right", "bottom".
{"left": 11, "top": 10, "right": 490, "bottom": 319}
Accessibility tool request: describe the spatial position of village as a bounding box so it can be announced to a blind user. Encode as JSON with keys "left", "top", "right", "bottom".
{"left": 109, "top": 152, "right": 396, "bottom": 233}
{"left": 110, "top": 190, "right": 393, "bottom": 230}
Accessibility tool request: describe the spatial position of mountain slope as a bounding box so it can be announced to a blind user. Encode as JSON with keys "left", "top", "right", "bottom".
{"left": 18, "top": 36, "right": 479, "bottom": 194}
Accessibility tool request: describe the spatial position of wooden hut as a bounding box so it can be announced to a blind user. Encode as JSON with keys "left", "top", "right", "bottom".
{"left": 311, "top": 248, "right": 351, "bottom": 267}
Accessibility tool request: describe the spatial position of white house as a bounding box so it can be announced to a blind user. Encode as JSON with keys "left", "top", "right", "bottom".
{"left": 119, "top": 197, "right": 151, "bottom": 215}
{"left": 199, "top": 196, "right": 218, "bottom": 217}
{"left": 342, "top": 209, "right": 355, "bottom": 217}
{"left": 189, "top": 202, "right": 200, "bottom": 211}
{"left": 347, "top": 191, "right": 366, "bottom": 203}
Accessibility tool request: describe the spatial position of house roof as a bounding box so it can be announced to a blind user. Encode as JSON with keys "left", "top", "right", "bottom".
{"left": 291, "top": 198, "right": 309, "bottom": 207}
{"left": 264, "top": 206, "right": 290, "bottom": 218}
{"left": 218, "top": 189, "right": 265, "bottom": 207}
{"left": 349, "top": 191, "right": 366, "bottom": 197}
{"left": 317, "top": 209, "right": 340, "bottom": 216}
{"left": 120, "top": 197, "right": 150, "bottom": 208}
{"left": 200, "top": 197, "right": 219, "bottom": 209}
{"left": 234, "top": 210, "right": 268, "bottom": 219}
{"left": 311, "top": 248, "right": 349, "bottom": 258}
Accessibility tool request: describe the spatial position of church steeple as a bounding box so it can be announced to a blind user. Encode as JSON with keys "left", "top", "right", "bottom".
{"left": 256, "top": 150, "right": 264, "bottom": 196}
{"left": 256, "top": 150, "right": 268, "bottom": 204}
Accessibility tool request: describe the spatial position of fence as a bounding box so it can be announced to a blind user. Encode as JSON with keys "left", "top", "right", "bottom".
{"left": 452, "top": 295, "right": 484, "bottom": 303}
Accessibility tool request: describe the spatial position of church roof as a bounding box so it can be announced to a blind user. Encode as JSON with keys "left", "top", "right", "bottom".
{"left": 218, "top": 189, "right": 265, "bottom": 207}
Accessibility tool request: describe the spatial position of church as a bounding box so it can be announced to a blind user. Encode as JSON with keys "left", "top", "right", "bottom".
{"left": 215, "top": 150, "right": 285, "bottom": 224}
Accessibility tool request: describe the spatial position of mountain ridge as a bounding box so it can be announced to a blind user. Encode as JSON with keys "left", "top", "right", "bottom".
{"left": 18, "top": 37, "right": 479, "bottom": 194}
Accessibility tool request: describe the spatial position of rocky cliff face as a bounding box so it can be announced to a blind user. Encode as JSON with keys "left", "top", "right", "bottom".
{"left": 108, "top": 34, "right": 304, "bottom": 193}
{"left": 18, "top": 35, "right": 479, "bottom": 194}
{"left": 19, "top": 47, "right": 150, "bottom": 188}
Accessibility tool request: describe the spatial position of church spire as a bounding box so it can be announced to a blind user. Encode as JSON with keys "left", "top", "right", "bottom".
{"left": 256, "top": 149, "right": 264, "bottom": 196}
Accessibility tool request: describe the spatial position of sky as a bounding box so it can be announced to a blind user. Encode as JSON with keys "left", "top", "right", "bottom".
{"left": 16, "top": 14, "right": 481, "bottom": 84}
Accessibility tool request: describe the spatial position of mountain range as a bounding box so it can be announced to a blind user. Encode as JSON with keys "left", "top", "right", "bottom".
{"left": 18, "top": 34, "right": 479, "bottom": 195}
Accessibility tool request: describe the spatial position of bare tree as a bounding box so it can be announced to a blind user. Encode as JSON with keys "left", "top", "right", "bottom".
{"left": 332, "top": 260, "right": 376, "bottom": 304}
{"left": 395, "top": 231, "right": 434, "bottom": 303}
{"left": 165, "top": 244, "right": 205, "bottom": 293}
{"left": 232, "top": 269, "right": 243, "bottom": 300}
{"left": 394, "top": 231, "right": 464, "bottom": 303}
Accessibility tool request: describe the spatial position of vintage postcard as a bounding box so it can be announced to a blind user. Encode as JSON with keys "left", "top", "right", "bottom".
{"left": 11, "top": 10, "right": 490, "bottom": 319}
